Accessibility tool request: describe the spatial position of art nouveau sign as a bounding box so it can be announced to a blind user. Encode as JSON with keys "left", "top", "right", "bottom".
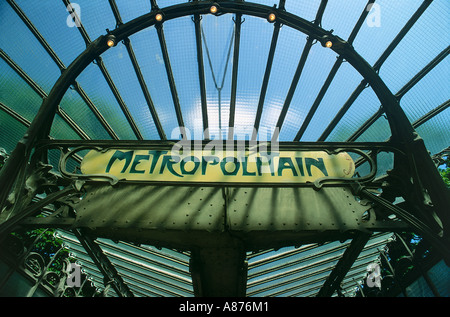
{"left": 80, "top": 148, "right": 355, "bottom": 184}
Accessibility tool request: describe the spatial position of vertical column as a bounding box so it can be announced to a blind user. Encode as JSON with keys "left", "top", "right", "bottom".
{"left": 190, "top": 246, "right": 247, "bottom": 297}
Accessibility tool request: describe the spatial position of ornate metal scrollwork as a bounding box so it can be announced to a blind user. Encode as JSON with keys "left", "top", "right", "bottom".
{"left": 58, "top": 146, "right": 120, "bottom": 185}
{"left": 312, "top": 147, "right": 378, "bottom": 189}
{"left": 23, "top": 252, "right": 46, "bottom": 279}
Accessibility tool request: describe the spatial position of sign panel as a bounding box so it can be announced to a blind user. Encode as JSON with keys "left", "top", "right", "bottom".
{"left": 80, "top": 149, "right": 355, "bottom": 184}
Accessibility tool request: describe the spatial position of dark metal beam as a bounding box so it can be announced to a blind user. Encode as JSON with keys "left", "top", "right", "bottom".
{"left": 318, "top": 0, "right": 432, "bottom": 141}
{"left": 0, "top": 33, "right": 111, "bottom": 209}
{"left": 294, "top": 0, "right": 375, "bottom": 141}
{"left": 227, "top": 13, "right": 242, "bottom": 140}
{"left": 73, "top": 229, "right": 134, "bottom": 297}
{"left": 396, "top": 45, "right": 450, "bottom": 100}
{"left": 190, "top": 247, "right": 247, "bottom": 297}
{"left": 62, "top": 0, "right": 91, "bottom": 46}
{"left": 121, "top": 38, "right": 166, "bottom": 140}
{"left": 193, "top": 12, "right": 209, "bottom": 140}
{"left": 6, "top": 0, "right": 65, "bottom": 71}
{"left": 37, "top": 138, "right": 400, "bottom": 152}
{"left": 272, "top": 0, "right": 328, "bottom": 141}
{"left": 155, "top": 23, "right": 185, "bottom": 136}
{"left": 413, "top": 99, "right": 450, "bottom": 129}
{"left": 0, "top": 49, "right": 45, "bottom": 98}
{"left": 348, "top": 45, "right": 450, "bottom": 142}
{"left": 252, "top": 0, "right": 285, "bottom": 141}
{"left": 0, "top": 102, "right": 85, "bottom": 166}
{"left": 56, "top": 107, "right": 91, "bottom": 141}
{"left": 0, "top": 49, "right": 90, "bottom": 140}
{"left": 295, "top": 57, "right": 344, "bottom": 141}
{"left": 95, "top": 57, "right": 144, "bottom": 140}
{"left": 347, "top": 108, "right": 383, "bottom": 142}
{"left": 0, "top": 186, "right": 76, "bottom": 238}
{"left": 65, "top": 0, "right": 147, "bottom": 140}
{"left": 356, "top": 186, "right": 450, "bottom": 264}
{"left": 104, "top": 0, "right": 148, "bottom": 140}
{"left": 7, "top": 0, "right": 122, "bottom": 140}
{"left": 71, "top": 82, "right": 119, "bottom": 140}
{"left": 316, "top": 232, "right": 371, "bottom": 297}
{"left": 0, "top": 101, "right": 31, "bottom": 128}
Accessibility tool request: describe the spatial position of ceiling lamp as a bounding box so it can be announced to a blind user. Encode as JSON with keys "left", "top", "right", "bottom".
{"left": 155, "top": 13, "right": 164, "bottom": 22}
{"left": 105, "top": 35, "right": 116, "bottom": 47}
{"left": 210, "top": 4, "right": 219, "bottom": 15}
{"left": 267, "top": 12, "right": 276, "bottom": 23}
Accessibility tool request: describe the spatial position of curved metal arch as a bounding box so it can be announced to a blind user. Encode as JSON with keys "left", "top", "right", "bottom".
{"left": 1, "top": 1, "right": 448, "bottom": 243}
{"left": 14, "top": 1, "right": 418, "bottom": 146}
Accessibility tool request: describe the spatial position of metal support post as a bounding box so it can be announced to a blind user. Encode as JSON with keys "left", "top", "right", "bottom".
{"left": 190, "top": 246, "right": 248, "bottom": 297}
{"left": 73, "top": 229, "right": 134, "bottom": 297}
{"left": 317, "top": 232, "right": 371, "bottom": 297}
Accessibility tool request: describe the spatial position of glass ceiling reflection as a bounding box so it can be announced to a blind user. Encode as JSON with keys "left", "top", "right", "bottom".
{"left": 0, "top": 0, "right": 448, "bottom": 149}
{"left": 0, "top": 0, "right": 448, "bottom": 297}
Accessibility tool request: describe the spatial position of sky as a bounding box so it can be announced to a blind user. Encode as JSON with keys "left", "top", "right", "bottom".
{"left": 0, "top": 0, "right": 448, "bottom": 153}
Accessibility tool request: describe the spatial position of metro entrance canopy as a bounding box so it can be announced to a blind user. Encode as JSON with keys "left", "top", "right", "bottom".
{"left": 0, "top": 0, "right": 449, "bottom": 297}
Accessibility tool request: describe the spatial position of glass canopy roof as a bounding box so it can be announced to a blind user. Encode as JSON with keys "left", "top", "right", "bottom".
{"left": 0, "top": 0, "right": 448, "bottom": 297}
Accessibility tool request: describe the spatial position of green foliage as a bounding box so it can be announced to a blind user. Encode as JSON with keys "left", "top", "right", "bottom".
{"left": 12, "top": 228, "right": 70, "bottom": 273}
{"left": 438, "top": 155, "right": 450, "bottom": 187}
{"left": 11, "top": 228, "right": 99, "bottom": 297}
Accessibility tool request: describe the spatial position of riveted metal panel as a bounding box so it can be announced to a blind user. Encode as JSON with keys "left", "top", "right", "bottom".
{"left": 69, "top": 184, "right": 407, "bottom": 250}
{"left": 72, "top": 184, "right": 225, "bottom": 232}
{"left": 227, "top": 187, "right": 393, "bottom": 232}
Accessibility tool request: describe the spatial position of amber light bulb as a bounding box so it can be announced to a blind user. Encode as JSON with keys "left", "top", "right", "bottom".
{"left": 325, "top": 40, "right": 333, "bottom": 48}
{"left": 155, "top": 13, "right": 163, "bottom": 22}
{"left": 210, "top": 5, "right": 218, "bottom": 14}
{"left": 268, "top": 13, "right": 276, "bottom": 22}
{"left": 107, "top": 39, "right": 115, "bottom": 47}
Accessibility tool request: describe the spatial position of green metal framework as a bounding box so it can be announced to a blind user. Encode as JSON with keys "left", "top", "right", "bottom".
{"left": 0, "top": 0, "right": 449, "bottom": 297}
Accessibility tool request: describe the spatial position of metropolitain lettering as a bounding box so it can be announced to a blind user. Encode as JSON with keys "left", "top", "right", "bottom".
{"left": 103, "top": 150, "right": 329, "bottom": 178}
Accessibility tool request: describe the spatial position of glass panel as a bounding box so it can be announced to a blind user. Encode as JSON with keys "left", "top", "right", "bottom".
{"left": 379, "top": 0, "right": 449, "bottom": 94}
{"left": 400, "top": 58, "right": 450, "bottom": 123}
{"left": 234, "top": 15, "right": 273, "bottom": 140}
{"left": 327, "top": 88, "right": 381, "bottom": 142}
{"left": 416, "top": 108, "right": 450, "bottom": 155}
{"left": 15, "top": 0, "right": 86, "bottom": 66}
{"left": 76, "top": 62, "right": 137, "bottom": 140}
{"left": 59, "top": 87, "right": 112, "bottom": 140}
{"left": 258, "top": 25, "right": 307, "bottom": 139}
{"left": 301, "top": 63, "right": 364, "bottom": 141}
{"left": 0, "top": 2, "right": 60, "bottom": 94}
{"left": 100, "top": 41, "right": 160, "bottom": 139}
{"left": 164, "top": 16, "right": 203, "bottom": 139}
{"left": 129, "top": 27, "right": 179, "bottom": 139}
{"left": 279, "top": 42, "right": 340, "bottom": 141}
{"left": 0, "top": 110, "right": 27, "bottom": 153}
{"left": 201, "top": 14, "right": 235, "bottom": 140}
